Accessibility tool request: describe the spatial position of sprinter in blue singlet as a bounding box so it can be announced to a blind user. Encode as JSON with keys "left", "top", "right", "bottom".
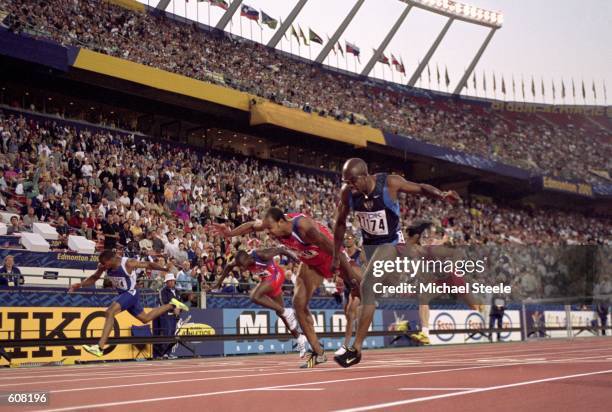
{"left": 68, "top": 250, "right": 189, "bottom": 357}
{"left": 332, "top": 158, "right": 460, "bottom": 367}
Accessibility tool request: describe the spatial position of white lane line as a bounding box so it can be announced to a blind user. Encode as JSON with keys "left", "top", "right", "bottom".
{"left": 334, "top": 369, "right": 612, "bottom": 412}
{"left": 33, "top": 360, "right": 571, "bottom": 412}
{"left": 31, "top": 353, "right": 611, "bottom": 396}
{"left": 255, "top": 388, "right": 324, "bottom": 391}
{"left": 398, "top": 387, "right": 478, "bottom": 391}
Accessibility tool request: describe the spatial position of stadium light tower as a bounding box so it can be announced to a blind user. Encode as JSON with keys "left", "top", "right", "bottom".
{"left": 315, "top": 0, "right": 366, "bottom": 64}
{"left": 399, "top": 0, "right": 503, "bottom": 94}
{"left": 267, "top": 0, "right": 309, "bottom": 48}
{"left": 216, "top": 0, "right": 244, "bottom": 30}
{"left": 155, "top": 0, "right": 171, "bottom": 11}
{"left": 361, "top": 3, "right": 413, "bottom": 76}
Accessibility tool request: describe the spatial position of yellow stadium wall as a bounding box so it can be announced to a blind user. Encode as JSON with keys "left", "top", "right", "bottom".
{"left": 250, "top": 100, "right": 386, "bottom": 147}
{"left": 0, "top": 307, "right": 152, "bottom": 366}
{"left": 105, "top": 0, "right": 145, "bottom": 12}
{"left": 72, "top": 49, "right": 252, "bottom": 112}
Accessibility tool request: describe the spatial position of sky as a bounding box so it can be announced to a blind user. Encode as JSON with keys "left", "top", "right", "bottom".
{"left": 136, "top": 0, "right": 611, "bottom": 105}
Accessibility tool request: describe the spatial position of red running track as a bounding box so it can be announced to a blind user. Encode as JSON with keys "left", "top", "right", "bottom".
{"left": 1, "top": 337, "right": 611, "bottom": 412}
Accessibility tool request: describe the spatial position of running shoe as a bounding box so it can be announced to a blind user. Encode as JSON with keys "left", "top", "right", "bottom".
{"left": 334, "top": 344, "right": 349, "bottom": 356}
{"left": 300, "top": 350, "right": 327, "bottom": 369}
{"left": 171, "top": 298, "right": 190, "bottom": 312}
{"left": 294, "top": 334, "right": 308, "bottom": 358}
{"left": 334, "top": 346, "right": 361, "bottom": 368}
{"left": 284, "top": 309, "right": 298, "bottom": 332}
{"left": 410, "top": 331, "right": 430, "bottom": 345}
{"left": 82, "top": 344, "right": 104, "bottom": 357}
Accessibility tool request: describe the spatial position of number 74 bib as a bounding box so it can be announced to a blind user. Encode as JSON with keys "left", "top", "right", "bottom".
{"left": 355, "top": 210, "right": 389, "bottom": 236}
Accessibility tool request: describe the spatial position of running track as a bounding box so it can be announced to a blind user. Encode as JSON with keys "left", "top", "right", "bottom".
{"left": 1, "top": 337, "right": 611, "bottom": 411}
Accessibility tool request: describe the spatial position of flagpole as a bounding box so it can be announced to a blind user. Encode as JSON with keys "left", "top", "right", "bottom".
{"left": 260, "top": 23, "right": 263, "bottom": 44}
{"left": 250, "top": 19, "right": 253, "bottom": 41}
{"left": 240, "top": 17, "right": 243, "bottom": 38}
{"left": 208, "top": 3, "right": 211, "bottom": 28}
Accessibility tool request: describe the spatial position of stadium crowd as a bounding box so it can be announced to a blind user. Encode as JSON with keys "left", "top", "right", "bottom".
{"left": 2, "top": 0, "right": 610, "bottom": 186}
{"left": 0, "top": 109, "right": 610, "bottom": 300}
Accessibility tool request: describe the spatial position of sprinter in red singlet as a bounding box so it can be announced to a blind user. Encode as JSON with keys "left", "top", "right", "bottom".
{"left": 209, "top": 207, "right": 361, "bottom": 369}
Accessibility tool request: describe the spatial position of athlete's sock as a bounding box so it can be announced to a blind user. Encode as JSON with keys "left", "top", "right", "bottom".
{"left": 422, "top": 327, "right": 429, "bottom": 336}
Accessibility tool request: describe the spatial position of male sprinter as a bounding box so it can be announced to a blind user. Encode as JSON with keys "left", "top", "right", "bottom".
{"left": 335, "top": 234, "right": 365, "bottom": 357}
{"left": 332, "top": 158, "right": 459, "bottom": 367}
{"left": 207, "top": 247, "right": 308, "bottom": 356}
{"left": 68, "top": 250, "right": 189, "bottom": 357}
{"left": 210, "top": 208, "right": 361, "bottom": 368}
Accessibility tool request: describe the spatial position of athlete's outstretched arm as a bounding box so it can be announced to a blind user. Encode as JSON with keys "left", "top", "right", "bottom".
{"left": 299, "top": 217, "right": 335, "bottom": 256}
{"left": 68, "top": 264, "right": 104, "bottom": 292}
{"left": 209, "top": 261, "right": 238, "bottom": 290}
{"left": 127, "top": 259, "right": 172, "bottom": 273}
{"left": 332, "top": 185, "right": 352, "bottom": 268}
{"left": 209, "top": 220, "right": 267, "bottom": 238}
{"left": 387, "top": 175, "right": 460, "bottom": 203}
{"left": 255, "top": 247, "right": 299, "bottom": 263}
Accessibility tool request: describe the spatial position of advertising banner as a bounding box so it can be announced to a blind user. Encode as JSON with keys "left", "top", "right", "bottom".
{"left": 428, "top": 309, "right": 522, "bottom": 345}
{"left": 172, "top": 309, "right": 224, "bottom": 357}
{"left": 221, "top": 308, "right": 384, "bottom": 355}
{"left": 0, "top": 250, "right": 98, "bottom": 270}
{"left": 0, "top": 307, "right": 150, "bottom": 366}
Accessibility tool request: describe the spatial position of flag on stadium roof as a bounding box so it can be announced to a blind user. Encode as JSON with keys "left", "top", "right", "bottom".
{"left": 436, "top": 64, "right": 441, "bottom": 86}
{"left": 345, "top": 41, "right": 360, "bottom": 57}
{"left": 561, "top": 79, "right": 566, "bottom": 99}
{"left": 309, "top": 29, "right": 323, "bottom": 45}
{"left": 210, "top": 0, "right": 228, "bottom": 10}
{"left": 327, "top": 35, "right": 336, "bottom": 54}
{"left": 290, "top": 25, "right": 300, "bottom": 44}
{"left": 512, "top": 75, "right": 516, "bottom": 97}
{"left": 531, "top": 77, "right": 535, "bottom": 97}
{"left": 473, "top": 72, "right": 477, "bottom": 90}
{"left": 552, "top": 79, "right": 556, "bottom": 101}
{"left": 501, "top": 76, "right": 506, "bottom": 95}
{"left": 375, "top": 50, "right": 390, "bottom": 65}
{"left": 592, "top": 80, "right": 597, "bottom": 100}
{"left": 337, "top": 40, "right": 344, "bottom": 56}
{"left": 398, "top": 57, "right": 406, "bottom": 74}
{"left": 581, "top": 80, "right": 586, "bottom": 99}
{"left": 482, "top": 71, "right": 487, "bottom": 91}
{"left": 298, "top": 25, "right": 310, "bottom": 46}
{"left": 445, "top": 66, "right": 450, "bottom": 87}
{"left": 391, "top": 54, "right": 400, "bottom": 67}
{"left": 493, "top": 71, "right": 497, "bottom": 91}
{"left": 603, "top": 81, "right": 607, "bottom": 103}
{"left": 521, "top": 76, "right": 525, "bottom": 99}
{"left": 540, "top": 78, "right": 545, "bottom": 97}
{"left": 240, "top": 5, "right": 259, "bottom": 21}
{"left": 571, "top": 78, "right": 576, "bottom": 98}
{"left": 427, "top": 64, "right": 431, "bottom": 83}
{"left": 261, "top": 11, "right": 278, "bottom": 29}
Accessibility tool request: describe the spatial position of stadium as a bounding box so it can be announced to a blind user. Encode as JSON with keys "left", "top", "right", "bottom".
{"left": 0, "top": 0, "right": 610, "bottom": 410}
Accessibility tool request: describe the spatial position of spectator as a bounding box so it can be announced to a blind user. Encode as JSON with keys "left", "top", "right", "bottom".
{"left": 154, "top": 273, "right": 181, "bottom": 359}
{"left": 0, "top": 255, "right": 23, "bottom": 287}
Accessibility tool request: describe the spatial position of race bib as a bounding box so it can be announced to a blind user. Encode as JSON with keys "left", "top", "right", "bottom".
{"left": 355, "top": 211, "right": 389, "bottom": 236}
{"left": 108, "top": 276, "right": 127, "bottom": 290}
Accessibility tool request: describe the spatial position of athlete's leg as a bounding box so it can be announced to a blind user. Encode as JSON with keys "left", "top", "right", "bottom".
{"left": 352, "top": 244, "right": 399, "bottom": 353}
{"left": 135, "top": 304, "right": 175, "bottom": 324}
{"left": 98, "top": 302, "right": 122, "bottom": 349}
{"left": 293, "top": 263, "right": 323, "bottom": 354}
{"left": 250, "top": 281, "right": 285, "bottom": 314}
{"left": 344, "top": 295, "right": 360, "bottom": 347}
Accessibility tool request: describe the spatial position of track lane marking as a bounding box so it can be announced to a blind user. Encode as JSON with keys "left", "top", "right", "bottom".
{"left": 334, "top": 369, "right": 612, "bottom": 411}
{"left": 33, "top": 358, "right": 596, "bottom": 412}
